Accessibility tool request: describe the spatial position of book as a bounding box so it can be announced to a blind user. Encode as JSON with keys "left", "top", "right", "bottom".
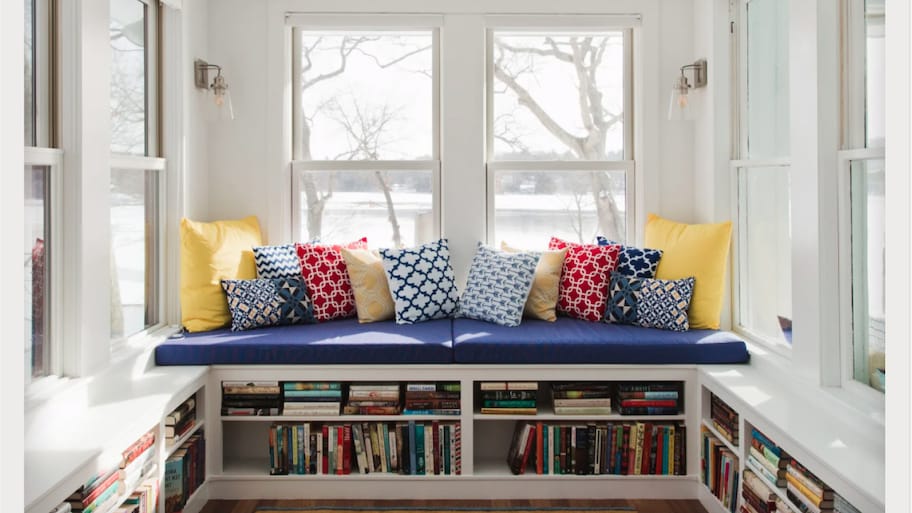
{"left": 480, "top": 382, "right": 537, "bottom": 391}
{"left": 166, "top": 397, "right": 196, "bottom": 425}
{"left": 406, "top": 383, "right": 461, "bottom": 392}
{"left": 480, "top": 407, "right": 537, "bottom": 415}
{"left": 282, "top": 382, "right": 340, "bottom": 390}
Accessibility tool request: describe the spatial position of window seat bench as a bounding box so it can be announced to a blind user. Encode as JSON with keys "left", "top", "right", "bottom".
{"left": 154, "top": 317, "right": 750, "bottom": 365}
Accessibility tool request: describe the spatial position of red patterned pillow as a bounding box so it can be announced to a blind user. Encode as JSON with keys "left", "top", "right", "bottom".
{"left": 548, "top": 237, "right": 620, "bottom": 322}
{"left": 295, "top": 238, "right": 368, "bottom": 322}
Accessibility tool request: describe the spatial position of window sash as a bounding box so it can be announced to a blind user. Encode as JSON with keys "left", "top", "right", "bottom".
{"left": 486, "top": 161, "right": 635, "bottom": 245}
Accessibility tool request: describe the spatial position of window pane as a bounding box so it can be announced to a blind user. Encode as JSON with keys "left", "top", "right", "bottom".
{"left": 746, "top": 0, "right": 790, "bottom": 159}
{"left": 297, "top": 32, "right": 433, "bottom": 161}
{"left": 296, "top": 170, "right": 433, "bottom": 248}
{"left": 493, "top": 170, "right": 626, "bottom": 248}
{"left": 25, "top": 0, "right": 36, "bottom": 146}
{"left": 110, "top": 0, "right": 146, "bottom": 155}
{"left": 865, "top": 0, "right": 885, "bottom": 148}
{"left": 850, "top": 158, "right": 885, "bottom": 392}
{"left": 25, "top": 165, "right": 49, "bottom": 380}
{"left": 738, "top": 166, "right": 792, "bottom": 346}
{"left": 111, "top": 169, "right": 159, "bottom": 339}
{"left": 492, "top": 32, "right": 626, "bottom": 161}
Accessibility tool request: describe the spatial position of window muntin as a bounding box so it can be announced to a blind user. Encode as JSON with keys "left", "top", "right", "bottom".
{"left": 24, "top": 165, "right": 50, "bottom": 380}
{"left": 744, "top": 0, "right": 789, "bottom": 159}
{"left": 735, "top": 164, "right": 792, "bottom": 347}
{"left": 110, "top": 0, "right": 148, "bottom": 156}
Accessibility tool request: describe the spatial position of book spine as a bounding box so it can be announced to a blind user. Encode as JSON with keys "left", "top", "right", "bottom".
{"left": 751, "top": 428, "right": 783, "bottom": 457}
{"left": 409, "top": 421, "right": 417, "bottom": 476}
{"left": 786, "top": 473, "right": 825, "bottom": 507}
{"left": 321, "top": 426, "right": 329, "bottom": 475}
{"left": 416, "top": 423, "right": 426, "bottom": 475}
{"left": 617, "top": 391, "right": 679, "bottom": 399}
{"left": 343, "top": 425, "right": 352, "bottom": 475}
{"left": 454, "top": 423, "right": 462, "bottom": 475}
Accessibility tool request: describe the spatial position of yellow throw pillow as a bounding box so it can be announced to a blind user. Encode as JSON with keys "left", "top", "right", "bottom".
{"left": 180, "top": 216, "right": 263, "bottom": 332}
{"left": 501, "top": 242, "right": 568, "bottom": 322}
{"left": 644, "top": 213, "right": 732, "bottom": 329}
{"left": 340, "top": 248, "right": 395, "bottom": 323}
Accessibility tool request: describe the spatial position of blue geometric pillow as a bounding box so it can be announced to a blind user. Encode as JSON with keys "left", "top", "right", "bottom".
{"left": 458, "top": 243, "right": 539, "bottom": 327}
{"left": 380, "top": 239, "right": 459, "bottom": 324}
{"left": 605, "top": 272, "right": 643, "bottom": 324}
{"left": 596, "top": 236, "right": 663, "bottom": 278}
{"left": 634, "top": 276, "right": 695, "bottom": 332}
{"left": 221, "top": 277, "right": 316, "bottom": 331}
{"left": 253, "top": 244, "right": 301, "bottom": 279}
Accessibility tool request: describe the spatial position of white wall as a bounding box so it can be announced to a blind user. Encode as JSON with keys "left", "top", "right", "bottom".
{"left": 184, "top": 0, "right": 211, "bottom": 222}
{"left": 203, "top": 0, "right": 697, "bottom": 277}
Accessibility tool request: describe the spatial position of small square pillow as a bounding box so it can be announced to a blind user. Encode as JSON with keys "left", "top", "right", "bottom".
{"left": 296, "top": 238, "right": 368, "bottom": 322}
{"left": 547, "top": 237, "right": 620, "bottom": 322}
{"left": 253, "top": 244, "right": 302, "bottom": 279}
{"left": 340, "top": 248, "right": 395, "bottom": 323}
{"left": 458, "top": 243, "right": 540, "bottom": 327}
{"left": 645, "top": 214, "right": 732, "bottom": 329}
{"left": 380, "top": 239, "right": 459, "bottom": 324}
{"left": 501, "top": 242, "right": 567, "bottom": 322}
{"left": 180, "top": 216, "right": 263, "bottom": 332}
{"left": 221, "top": 277, "right": 316, "bottom": 331}
{"left": 596, "top": 236, "right": 664, "bottom": 279}
{"left": 633, "top": 276, "right": 696, "bottom": 332}
{"left": 605, "top": 272, "right": 643, "bottom": 324}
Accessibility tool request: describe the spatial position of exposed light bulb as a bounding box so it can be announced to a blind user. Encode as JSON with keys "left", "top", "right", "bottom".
{"left": 677, "top": 93, "right": 689, "bottom": 109}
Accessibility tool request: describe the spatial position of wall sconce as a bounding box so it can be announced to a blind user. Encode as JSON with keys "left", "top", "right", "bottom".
{"left": 668, "top": 59, "right": 707, "bottom": 121}
{"left": 195, "top": 59, "right": 234, "bottom": 120}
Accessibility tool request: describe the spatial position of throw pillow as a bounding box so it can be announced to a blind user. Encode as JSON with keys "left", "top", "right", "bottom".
{"left": 644, "top": 214, "right": 732, "bottom": 329}
{"left": 596, "top": 236, "right": 664, "bottom": 279}
{"left": 501, "top": 242, "right": 567, "bottom": 322}
{"left": 180, "top": 216, "right": 263, "bottom": 332}
{"left": 605, "top": 272, "right": 643, "bottom": 324}
{"left": 340, "top": 248, "right": 396, "bottom": 323}
{"left": 547, "top": 237, "right": 620, "bottom": 322}
{"left": 633, "top": 276, "right": 696, "bottom": 332}
{"left": 253, "top": 244, "right": 302, "bottom": 279}
{"left": 221, "top": 277, "right": 316, "bottom": 331}
{"left": 295, "top": 238, "right": 368, "bottom": 322}
{"left": 459, "top": 243, "right": 539, "bottom": 327}
{"left": 380, "top": 239, "right": 459, "bottom": 324}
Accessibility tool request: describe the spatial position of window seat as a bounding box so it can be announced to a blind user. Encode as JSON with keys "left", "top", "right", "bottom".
{"left": 155, "top": 317, "right": 749, "bottom": 365}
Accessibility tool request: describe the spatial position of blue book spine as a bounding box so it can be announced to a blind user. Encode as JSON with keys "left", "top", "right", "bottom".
{"left": 416, "top": 423, "right": 425, "bottom": 475}
{"left": 297, "top": 425, "right": 305, "bottom": 474}
{"left": 662, "top": 427, "right": 669, "bottom": 475}
{"left": 408, "top": 421, "right": 417, "bottom": 476}
{"left": 750, "top": 428, "right": 782, "bottom": 457}
{"left": 382, "top": 423, "right": 391, "bottom": 472}
{"left": 542, "top": 425, "right": 549, "bottom": 475}
{"left": 615, "top": 426, "right": 623, "bottom": 475}
{"left": 284, "top": 389, "right": 342, "bottom": 398}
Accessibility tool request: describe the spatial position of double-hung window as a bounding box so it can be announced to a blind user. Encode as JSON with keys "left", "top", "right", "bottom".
{"left": 24, "top": 0, "right": 62, "bottom": 383}
{"left": 731, "top": 0, "right": 793, "bottom": 349}
{"left": 486, "top": 17, "right": 635, "bottom": 248}
{"left": 838, "top": 0, "right": 885, "bottom": 393}
{"left": 109, "top": 0, "right": 165, "bottom": 343}
{"left": 289, "top": 16, "right": 441, "bottom": 248}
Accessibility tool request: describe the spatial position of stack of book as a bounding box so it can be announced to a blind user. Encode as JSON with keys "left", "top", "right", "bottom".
{"left": 267, "top": 421, "right": 461, "bottom": 476}
{"left": 741, "top": 468, "right": 788, "bottom": 513}
{"left": 615, "top": 382, "right": 681, "bottom": 415}
{"left": 164, "top": 431, "right": 205, "bottom": 513}
{"left": 832, "top": 492, "right": 862, "bottom": 513}
{"left": 710, "top": 393, "right": 739, "bottom": 445}
{"left": 165, "top": 395, "right": 196, "bottom": 444}
{"left": 114, "top": 476, "right": 158, "bottom": 513}
{"left": 701, "top": 425, "right": 740, "bottom": 512}
{"left": 550, "top": 382, "right": 612, "bottom": 415}
{"left": 221, "top": 380, "right": 281, "bottom": 416}
{"left": 282, "top": 381, "right": 341, "bottom": 416}
{"left": 403, "top": 382, "right": 461, "bottom": 415}
{"left": 507, "top": 421, "right": 685, "bottom": 476}
{"left": 344, "top": 383, "right": 401, "bottom": 415}
{"left": 747, "top": 427, "right": 789, "bottom": 489}
{"left": 65, "top": 464, "right": 122, "bottom": 513}
{"left": 479, "top": 382, "right": 537, "bottom": 414}
{"left": 117, "top": 429, "right": 158, "bottom": 501}
{"left": 786, "top": 459, "right": 835, "bottom": 513}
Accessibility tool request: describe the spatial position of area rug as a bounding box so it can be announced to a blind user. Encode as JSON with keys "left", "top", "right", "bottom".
{"left": 255, "top": 507, "right": 636, "bottom": 513}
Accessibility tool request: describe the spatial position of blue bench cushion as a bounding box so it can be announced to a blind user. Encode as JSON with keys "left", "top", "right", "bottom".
{"left": 155, "top": 318, "right": 454, "bottom": 365}
{"left": 453, "top": 317, "right": 749, "bottom": 364}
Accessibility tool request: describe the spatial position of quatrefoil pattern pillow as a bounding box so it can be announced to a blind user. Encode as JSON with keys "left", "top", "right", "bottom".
{"left": 547, "top": 237, "right": 619, "bottom": 322}
{"left": 253, "top": 244, "right": 301, "bottom": 279}
{"left": 606, "top": 272, "right": 643, "bottom": 324}
{"left": 296, "top": 238, "right": 368, "bottom": 322}
{"left": 458, "top": 243, "right": 540, "bottom": 327}
{"left": 634, "top": 276, "right": 695, "bottom": 331}
{"left": 380, "top": 239, "right": 459, "bottom": 324}
{"left": 596, "top": 237, "right": 663, "bottom": 279}
{"left": 221, "top": 277, "right": 316, "bottom": 331}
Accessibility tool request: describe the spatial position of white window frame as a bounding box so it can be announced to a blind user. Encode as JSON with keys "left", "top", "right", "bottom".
{"left": 484, "top": 17, "right": 638, "bottom": 246}
{"left": 287, "top": 16, "right": 442, "bottom": 245}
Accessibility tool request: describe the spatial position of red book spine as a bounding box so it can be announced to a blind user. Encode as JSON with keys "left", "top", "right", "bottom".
{"left": 336, "top": 426, "right": 344, "bottom": 475}
{"left": 322, "top": 425, "right": 329, "bottom": 475}
{"left": 79, "top": 470, "right": 119, "bottom": 507}
{"left": 621, "top": 425, "right": 630, "bottom": 475}
{"left": 122, "top": 432, "right": 155, "bottom": 467}
{"left": 343, "top": 425, "right": 352, "bottom": 475}
{"left": 519, "top": 425, "right": 536, "bottom": 475}
{"left": 536, "top": 422, "right": 544, "bottom": 475}
{"left": 619, "top": 399, "right": 678, "bottom": 408}
{"left": 655, "top": 427, "right": 665, "bottom": 475}
{"left": 640, "top": 423, "right": 652, "bottom": 475}
{"left": 432, "top": 421, "right": 440, "bottom": 475}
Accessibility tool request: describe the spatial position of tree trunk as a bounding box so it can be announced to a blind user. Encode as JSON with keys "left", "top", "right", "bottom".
{"left": 299, "top": 120, "right": 330, "bottom": 241}
{"left": 375, "top": 171, "right": 403, "bottom": 248}
{"left": 589, "top": 171, "right": 624, "bottom": 243}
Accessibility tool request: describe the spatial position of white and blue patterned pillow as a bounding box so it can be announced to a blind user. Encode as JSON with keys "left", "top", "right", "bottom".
{"left": 634, "top": 276, "right": 695, "bottom": 331}
{"left": 458, "top": 243, "right": 539, "bottom": 327}
{"left": 253, "top": 244, "right": 301, "bottom": 279}
{"left": 221, "top": 277, "right": 316, "bottom": 331}
{"left": 596, "top": 237, "right": 663, "bottom": 278}
{"left": 380, "top": 239, "right": 459, "bottom": 324}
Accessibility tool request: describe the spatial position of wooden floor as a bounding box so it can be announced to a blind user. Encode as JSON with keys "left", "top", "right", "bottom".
{"left": 200, "top": 499, "right": 708, "bottom": 513}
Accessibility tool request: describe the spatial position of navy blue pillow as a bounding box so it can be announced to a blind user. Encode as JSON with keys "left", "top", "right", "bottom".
{"left": 596, "top": 237, "right": 663, "bottom": 278}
